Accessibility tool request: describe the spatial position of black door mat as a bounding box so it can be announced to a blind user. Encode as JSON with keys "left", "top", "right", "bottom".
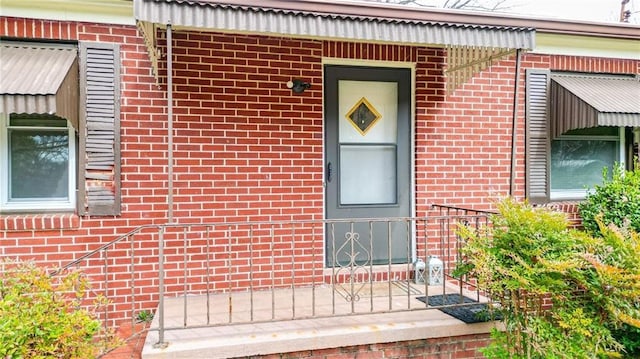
{"left": 415, "top": 294, "right": 502, "bottom": 324}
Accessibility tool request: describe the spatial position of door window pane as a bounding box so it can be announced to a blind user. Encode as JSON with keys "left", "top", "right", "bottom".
{"left": 339, "top": 80, "right": 397, "bottom": 143}
{"left": 340, "top": 145, "right": 396, "bottom": 205}
{"left": 9, "top": 130, "right": 69, "bottom": 199}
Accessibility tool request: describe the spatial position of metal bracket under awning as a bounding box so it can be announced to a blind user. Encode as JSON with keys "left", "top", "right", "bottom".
{"left": 445, "top": 46, "right": 518, "bottom": 93}
{"left": 137, "top": 20, "right": 161, "bottom": 84}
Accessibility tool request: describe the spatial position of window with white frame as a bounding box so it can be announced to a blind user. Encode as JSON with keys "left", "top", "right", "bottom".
{"left": 550, "top": 127, "right": 624, "bottom": 200}
{"left": 0, "top": 114, "right": 76, "bottom": 212}
{"left": 1, "top": 41, "right": 121, "bottom": 215}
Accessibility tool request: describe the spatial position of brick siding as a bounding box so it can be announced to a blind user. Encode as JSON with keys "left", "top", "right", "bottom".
{"left": 252, "top": 335, "right": 491, "bottom": 359}
{"left": 1, "top": 15, "right": 638, "bottom": 341}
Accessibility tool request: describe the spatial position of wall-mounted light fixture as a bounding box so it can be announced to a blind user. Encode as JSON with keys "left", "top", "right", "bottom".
{"left": 286, "top": 79, "right": 311, "bottom": 93}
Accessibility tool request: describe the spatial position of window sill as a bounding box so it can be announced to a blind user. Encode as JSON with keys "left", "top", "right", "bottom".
{"left": 533, "top": 201, "right": 583, "bottom": 228}
{"left": 0, "top": 213, "right": 80, "bottom": 232}
{"left": 535, "top": 201, "right": 581, "bottom": 211}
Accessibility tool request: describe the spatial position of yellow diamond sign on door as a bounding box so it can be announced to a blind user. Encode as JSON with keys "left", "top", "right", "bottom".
{"left": 346, "top": 97, "right": 382, "bottom": 136}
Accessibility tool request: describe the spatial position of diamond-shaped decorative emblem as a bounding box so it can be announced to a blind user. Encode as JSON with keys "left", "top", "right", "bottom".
{"left": 346, "top": 97, "right": 382, "bottom": 135}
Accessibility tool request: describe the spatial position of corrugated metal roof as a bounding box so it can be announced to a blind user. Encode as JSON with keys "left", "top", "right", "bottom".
{"left": 550, "top": 74, "right": 640, "bottom": 136}
{"left": 134, "top": 0, "right": 534, "bottom": 49}
{"left": 0, "top": 43, "right": 79, "bottom": 128}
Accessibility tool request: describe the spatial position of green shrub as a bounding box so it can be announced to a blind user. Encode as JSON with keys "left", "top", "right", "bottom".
{"left": 611, "top": 324, "right": 640, "bottom": 357}
{"left": 579, "top": 163, "right": 640, "bottom": 236}
{"left": 579, "top": 163, "right": 640, "bottom": 355}
{"left": 0, "top": 260, "right": 121, "bottom": 359}
{"left": 136, "top": 309, "right": 154, "bottom": 323}
{"left": 456, "top": 198, "right": 640, "bottom": 358}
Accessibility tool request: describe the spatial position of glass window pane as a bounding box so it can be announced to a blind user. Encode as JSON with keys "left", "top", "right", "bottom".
{"left": 551, "top": 139, "right": 617, "bottom": 191}
{"left": 340, "top": 145, "right": 396, "bottom": 205}
{"left": 338, "top": 80, "right": 397, "bottom": 144}
{"left": 563, "top": 127, "right": 619, "bottom": 136}
{"left": 9, "top": 130, "right": 69, "bottom": 199}
{"left": 10, "top": 116, "right": 67, "bottom": 127}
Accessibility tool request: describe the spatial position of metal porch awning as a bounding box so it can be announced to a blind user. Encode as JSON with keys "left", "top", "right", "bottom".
{"left": 550, "top": 74, "right": 640, "bottom": 137}
{"left": 133, "top": 0, "right": 535, "bottom": 90}
{"left": 0, "top": 43, "right": 79, "bottom": 129}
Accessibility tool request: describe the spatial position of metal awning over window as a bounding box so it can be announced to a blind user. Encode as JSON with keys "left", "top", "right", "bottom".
{"left": 133, "top": 0, "right": 535, "bottom": 88}
{"left": 550, "top": 74, "right": 640, "bottom": 138}
{"left": 0, "top": 43, "right": 79, "bottom": 129}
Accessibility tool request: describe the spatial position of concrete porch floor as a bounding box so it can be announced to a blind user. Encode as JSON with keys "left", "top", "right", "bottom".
{"left": 142, "top": 282, "right": 498, "bottom": 358}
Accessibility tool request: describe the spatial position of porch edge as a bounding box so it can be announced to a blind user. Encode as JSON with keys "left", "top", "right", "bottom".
{"left": 142, "top": 310, "right": 500, "bottom": 359}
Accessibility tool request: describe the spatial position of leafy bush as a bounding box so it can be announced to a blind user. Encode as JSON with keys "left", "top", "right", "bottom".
{"left": 579, "top": 163, "right": 640, "bottom": 236}
{"left": 579, "top": 163, "right": 640, "bottom": 355}
{"left": 456, "top": 198, "right": 640, "bottom": 358}
{"left": 136, "top": 309, "right": 154, "bottom": 323}
{"left": 0, "top": 260, "right": 121, "bottom": 359}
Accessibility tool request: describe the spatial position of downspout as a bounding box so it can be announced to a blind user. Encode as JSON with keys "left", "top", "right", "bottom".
{"left": 634, "top": 128, "right": 639, "bottom": 168}
{"left": 167, "top": 22, "right": 174, "bottom": 223}
{"left": 509, "top": 49, "right": 522, "bottom": 197}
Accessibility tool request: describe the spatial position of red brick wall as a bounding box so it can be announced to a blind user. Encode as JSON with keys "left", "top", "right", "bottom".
{"left": 253, "top": 335, "right": 491, "bottom": 359}
{"left": 1, "top": 16, "right": 639, "bottom": 324}
{"left": 417, "top": 52, "right": 519, "bottom": 214}
{"left": 156, "top": 31, "right": 325, "bottom": 224}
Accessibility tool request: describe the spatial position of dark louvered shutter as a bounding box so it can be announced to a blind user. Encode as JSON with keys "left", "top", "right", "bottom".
{"left": 78, "top": 42, "right": 121, "bottom": 216}
{"left": 525, "top": 69, "right": 550, "bottom": 204}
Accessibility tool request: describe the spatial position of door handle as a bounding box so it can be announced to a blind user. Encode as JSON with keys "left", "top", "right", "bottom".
{"left": 327, "top": 162, "right": 332, "bottom": 183}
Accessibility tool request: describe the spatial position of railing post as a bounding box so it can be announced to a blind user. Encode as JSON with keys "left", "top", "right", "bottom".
{"left": 154, "top": 226, "right": 168, "bottom": 349}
